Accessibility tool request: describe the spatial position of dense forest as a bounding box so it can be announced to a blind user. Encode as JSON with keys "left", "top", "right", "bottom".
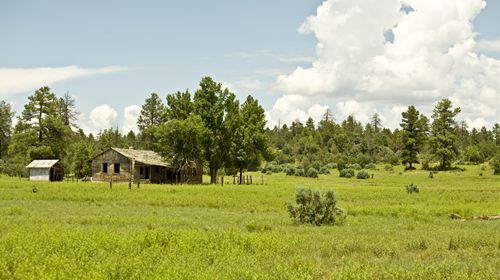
{"left": 0, "top": 77, "right": 499, "bottom": 182}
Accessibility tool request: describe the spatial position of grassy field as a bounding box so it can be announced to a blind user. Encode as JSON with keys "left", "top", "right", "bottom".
{"left": 0, "top": 164, "right": 499, "bottom": 279}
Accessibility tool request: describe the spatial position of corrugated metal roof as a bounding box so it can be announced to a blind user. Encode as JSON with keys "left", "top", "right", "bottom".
{"left": 112, "top": 148, "right": 170, "bottom": 167}
{"left": 26, "top": 159, "right": 59, "bottom": 169}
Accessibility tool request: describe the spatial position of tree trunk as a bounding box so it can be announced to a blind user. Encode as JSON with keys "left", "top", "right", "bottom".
{"left": 210, "top": 167, "right": 218, "bottom": 184}
{"left": 239, "top": 167, "right": 243, "bottom": 185}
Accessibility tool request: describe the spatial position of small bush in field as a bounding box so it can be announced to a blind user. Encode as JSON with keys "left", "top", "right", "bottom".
{"left": 356, "top": 170, "right": 370, "bottom": 179}
{"left": 319, "top": 167, "right": 331, "bottom": 175}
{"left": 325, "top": 163, "right": 338, "bottom": 169}
{"left": 285, "top": 167, "right": 296, "bottom": 176}
{"left": 339, "top": 169, "right": 355, "bottom": 178}
{"left": 406, "top": 184, "right": 419, "bottom": 194}
{"left": 365, "top": 163, "right": 377, "bottom": 170}
{"left": 287, "top": 188, "right": 344, "bottom": 226}
{"left": 307, "top": 168, "right": 319, "bottom": 178}
{"left": 346, "top": 163, "right": 362, "bottom": 170}
{"left": 428, "top": 172, "right": 434, "bottom": 179}
{"left": 294, "top": 168, "right": 304, "bottom": 177}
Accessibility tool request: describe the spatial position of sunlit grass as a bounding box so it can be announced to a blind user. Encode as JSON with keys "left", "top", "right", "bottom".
{"left": 0, "top": 164, "right": 499, "bottom": 279}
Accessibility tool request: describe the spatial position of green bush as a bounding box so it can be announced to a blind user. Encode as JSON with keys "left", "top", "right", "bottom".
{"left": 490, "top": 152, "right": 500, "bottom": 175}
{"left": 325, "top": 163, "right": 338, "bottom": 169}
{"left": 294, "top": 168, "right": 304, "bottom": 177}
{"left": 319, "top": 166, "right": 331, "bottom": 175}
{"left": 406, "top": 183, "right": 420, "bottom": 194}
{"left": 339, "top": 169, "right": 355, "bottom": 178}
{"left": 356, "top": 170, "right": 370, "bottom": 179}
{"left": 285, "top": 167, "right": 296, "bottom": 176}
{"left": 287, "top": 188, "right": 344, "bottom": 226}
{"left": 365, "top": 163, "right": 377, "bottom": 170}
{"left": 346, "top": 163, "right": 362, "bottom": 170}
{"left": 428, "top": 172, "right": 434, "bottom": 179}
{"left": 307, "top": 168, "right": 319, "bottom": 178}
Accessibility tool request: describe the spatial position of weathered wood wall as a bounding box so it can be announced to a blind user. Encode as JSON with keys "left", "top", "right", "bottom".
{"left": 92, "top": 150, "right": 132, "bottom": 182}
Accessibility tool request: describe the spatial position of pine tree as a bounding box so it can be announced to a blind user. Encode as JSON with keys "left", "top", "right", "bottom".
{"left": 58, "top": 92, "right": 79, "bottom": 127}
{"left": 137, "top": 93, "right": 166, "bottom": 131}
{"left": 400, "top": 106, "right": 428, "bottom": 169}
{"left": 429, "top": 99, "right": 461, "bottom": 170}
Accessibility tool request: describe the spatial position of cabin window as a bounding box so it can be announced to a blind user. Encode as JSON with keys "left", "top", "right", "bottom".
{"left": 102, "top": 163, "right": 108, "bottom": 173}
{"left": 114, "top": 163, "right": 120, "bottom": 174}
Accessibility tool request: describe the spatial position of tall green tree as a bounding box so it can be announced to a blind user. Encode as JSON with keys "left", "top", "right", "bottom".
{"left": 0, "top": 101, "right": 14, "bottom": 158}
{"left": 193, "top": 77, "right": 235, "bottom": 184}
{"left": 400, "top": 106, "right": 429, "bottom": 169}
{"left": 9, "top": 87, "right": 71, "bottom": 162}
{"left": 165, "top": 90, "right": 193, "bottom": 120}
{"left": 155, "top": 115, "right": 206, "bottom": 183}
{"left": 429, "top": 99, "right": 461, "bottom": 170}
{"left": 137, "top": 93, "right": 166, "bottom": 149}
{"left": 228, "top": 96, "right": 268, "bottom": 184}
{"left": 58, "top": 92, "right": 79, "bottom": 127}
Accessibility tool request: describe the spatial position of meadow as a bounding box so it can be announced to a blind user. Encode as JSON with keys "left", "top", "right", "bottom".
{"left": 0, "top": 165, "right": 499, "bottom": 279}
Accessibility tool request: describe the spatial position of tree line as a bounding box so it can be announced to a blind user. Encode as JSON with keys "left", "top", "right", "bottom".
{"left": 0, "top": 77, "right": 498, "bottom": 181}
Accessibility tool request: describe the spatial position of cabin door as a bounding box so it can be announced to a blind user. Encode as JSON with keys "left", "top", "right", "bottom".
{"left": 145, "top": 167, "right": 150, "bottom": 179}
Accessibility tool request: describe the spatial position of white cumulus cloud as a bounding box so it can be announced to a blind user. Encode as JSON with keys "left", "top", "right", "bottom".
{"left": 268, "top": 0, "right": 499, "bottom": 129}
{"left": 0, "top": 65, "right": 127, "bottom": 97}
{"left": 122, "top": 105, "right": 141, "bottom": 134}
{"left": 80, "top": 104, "right": 118, "bottom": 134}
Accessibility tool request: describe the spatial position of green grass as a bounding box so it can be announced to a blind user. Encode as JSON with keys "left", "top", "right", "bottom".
{"left": 0, "top": 164, "right": 499, "bottom": 279}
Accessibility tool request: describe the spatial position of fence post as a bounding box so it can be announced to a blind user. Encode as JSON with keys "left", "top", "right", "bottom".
{"left": 250, "top": 176, "right": 252, "bottom": 185}
{"left": 110, "top": 178, "right": 113, "bottom": 189}
{"left": 261, "top": 175, "right": 264, "bottom": 185}
{"left": 221, "top": 176, "right": 224, "bottom": 186}
{"left": 137, "top": 179, "right": 140, "bottom": 189}
{"left": 129, "top": 177, "right": 132, "bottom": 189}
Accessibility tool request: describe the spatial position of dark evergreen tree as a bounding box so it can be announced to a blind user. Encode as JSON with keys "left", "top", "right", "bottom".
{"left": 429, "top": 99, "right": 461, "bottom": 170}
{"left": 400, "top": 106, "right": 429, "bottom": 169}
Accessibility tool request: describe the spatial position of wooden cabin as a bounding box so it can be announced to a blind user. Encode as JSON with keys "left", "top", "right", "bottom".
{"left": 91, "top": 148, "right": 202, "bottom": 184}
{"left": 26, "top": 160, "right": 64, "bottom": 182}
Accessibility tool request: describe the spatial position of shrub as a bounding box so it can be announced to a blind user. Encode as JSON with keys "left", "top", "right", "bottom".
{"left": 384, "top": 165, "right": 394, "bottom": 172}
{"left": 287, "top": 188, "right": 344, "bottom": 226}
{"left": 346, "top": 163, "right": 362, "bottom": 170}
{"left": 271, "top": 165, "right": 281, "bottom": 173}
{"left": 307, "top": 168, "right": 319, "bottom": 178}
{"left": 285, "top": 167, "right": 296, "bottom": 176}
{"left": 356, "top": 170, "right": 370, "bottom": 179}
{"left": 406, "top": 184, "right": 419, "bottom": 194}
{"left": 339, "top": 169, "right": 355, "bottom": 178}
{"left": 365, "top": 163, "right": 377, "bottom": 170}
{"left": 428, "top": 172, "right": 434, "bottom": 179}
{"left": 490, "top": 152, "right": 500, "bottom": 175}
{"left": 325, "top": 163, "right": 338, "bottom": 170}
{"left": 319, "top": 166, "right": 331, "bottom": 175}
{"left": 294, "top": 168, "right": 304, "bottom": 177}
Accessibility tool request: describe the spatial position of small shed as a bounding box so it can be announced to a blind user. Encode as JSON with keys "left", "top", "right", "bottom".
{"left": 26, "top": 160, "right": 64, "bottom": 182}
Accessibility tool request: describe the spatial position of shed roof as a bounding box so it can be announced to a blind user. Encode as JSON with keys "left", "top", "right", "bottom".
{"left": 27, "top": 159, "right": 59, "bottom": 169}
{"left": 109, "top": 148, "right": 170, "bottom": 167}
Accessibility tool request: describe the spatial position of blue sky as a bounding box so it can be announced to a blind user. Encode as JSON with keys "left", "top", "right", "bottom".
{"left": 1, "top": 0, "right": 499, "bottom": 133}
